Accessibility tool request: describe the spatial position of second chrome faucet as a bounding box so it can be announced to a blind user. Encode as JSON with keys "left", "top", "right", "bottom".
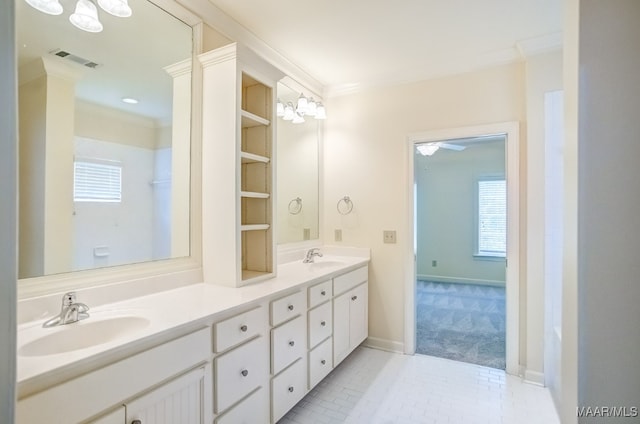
{"left": 43, "top": 292, "right": 90, "bottom": 328}
{"left": 303, "top": 248, "right": 323, "bottom": 263}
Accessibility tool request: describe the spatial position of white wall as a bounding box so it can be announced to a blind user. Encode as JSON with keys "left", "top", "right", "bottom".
{"left": 0, "top": 0, "right": 17, "bottom": 420}
{"left": 324, "top": 62, "right": 525, "bottom": 350}
{"left": 524, "top": 50, "right": 563, "bottom": 384}
{"left": 415, "top": 140, "right": 506, "bottom": 284}
{"left": 575, "top": 1, "right": 640, "bottom": 421}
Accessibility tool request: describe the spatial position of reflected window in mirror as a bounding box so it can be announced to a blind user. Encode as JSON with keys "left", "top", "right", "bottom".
{"left": 276, "top": 81, "right": 320, "bottom": 245}
{"left": 17, "top": 0, "right": 193, "bottom": 279}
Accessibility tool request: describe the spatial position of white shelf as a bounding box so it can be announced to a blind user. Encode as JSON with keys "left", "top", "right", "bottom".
{"left": 241, "top": 151, "right": 270, "bottom": 164}
{"left": 241, "top": 110, "right": 270, "bottom": 128}
{"left": 241, "top": 191, "right": 270, "bottom": 199}
{"left": 241, "top": 224, "right": 270, "bottom": 231}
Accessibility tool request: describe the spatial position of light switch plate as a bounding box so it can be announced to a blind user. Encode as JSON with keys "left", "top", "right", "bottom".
{"left": 383, "top": 230, "right": 396, "bottom": 244}
{"left": 335, "top": 229, "right": 342, "bottom": 242}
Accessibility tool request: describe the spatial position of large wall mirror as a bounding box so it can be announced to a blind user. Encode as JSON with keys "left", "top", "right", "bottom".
{"left": 17, "top": 0, "right": 194, "bottom": 280}
{"left": 276, "top": 80, "right": 320, "bottom": 245}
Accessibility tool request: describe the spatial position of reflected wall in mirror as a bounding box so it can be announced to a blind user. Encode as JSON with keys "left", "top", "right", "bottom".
{"left": 17, "top": 0, "right": 193, "bottom": 279}
{"left": 276, "top": 81, "right": 320, "bottom": 244}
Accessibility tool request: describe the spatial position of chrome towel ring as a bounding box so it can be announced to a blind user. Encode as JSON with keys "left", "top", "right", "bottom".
{"left": 337, "top": 196, "right": 353, "bottom": 215}
{"left": 288, "top": 197, "right": 303, "bottom": 215}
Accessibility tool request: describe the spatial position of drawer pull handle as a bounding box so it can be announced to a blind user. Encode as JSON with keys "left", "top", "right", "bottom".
{"left": 321, "top": 290, "right": 326, "bottom": 296}
{"left": 288, "top": 304, "right": 294, "bottom": 311}
{"left": 321, "top": 359, "right": 326, "bottom": 365}
{"left": 351, "top": 295, "right": 358, "bottom": 301}
{"left": 320, "top": 321, "right": 326, "bottom": 327}
{"left": 240, "top": 325, "right": 248, "bottom": 332}
{"left": 288, "top": 340, "right": 295, "bottom": 347}
{"left": 241, "top": 369, "right": 249, "bottom": 377}
{"left": 288, "top": 386, "right": 294, "bottom": 393}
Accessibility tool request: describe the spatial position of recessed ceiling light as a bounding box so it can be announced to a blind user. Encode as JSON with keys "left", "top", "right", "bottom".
{"left": 121, "top": 97, "right": 138, "bottom": 104}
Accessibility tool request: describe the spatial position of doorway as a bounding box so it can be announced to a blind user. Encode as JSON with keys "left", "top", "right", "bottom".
{"left": 404, "top": 123, "right": 520, "bottom": 375}
{"left": 414, "top": 135, "right": 506, "bottom": 369}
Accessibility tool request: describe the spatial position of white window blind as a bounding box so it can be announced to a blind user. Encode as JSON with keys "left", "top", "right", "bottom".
{"left": 477, "top": 179, "right": 506, "bottom": 257}
{"left": 74, "top": 160, "right": 122, "bottom": 202}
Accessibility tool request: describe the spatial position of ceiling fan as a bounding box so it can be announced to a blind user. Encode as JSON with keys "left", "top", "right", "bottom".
{"left": 416, "top": 142, "right": 466, "bottom": 156}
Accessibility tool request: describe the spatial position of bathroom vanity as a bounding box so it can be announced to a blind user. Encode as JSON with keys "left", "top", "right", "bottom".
{"left": 16, "top": 255, "right": 369, "bottom": 423}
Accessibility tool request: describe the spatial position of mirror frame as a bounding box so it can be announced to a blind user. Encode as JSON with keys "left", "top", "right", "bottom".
{"left": 17, "top": 0, "right": 205, "bottom": 300}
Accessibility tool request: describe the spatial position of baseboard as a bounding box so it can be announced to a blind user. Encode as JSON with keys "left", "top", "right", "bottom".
{"left": 523, "top": 369, "right": 545, "bottom": 386}
{"left": 417, "top": 274, "right": 505, "bottom": 287}
{"left": 362, "top": 337, "right": 404, "bottom": 354}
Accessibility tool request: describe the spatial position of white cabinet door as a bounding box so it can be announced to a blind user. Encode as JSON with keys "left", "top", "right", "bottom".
{"left": 349, "top": 283, "right": 368, "bottom": 348}
{"left": 333, "top": 290, "right": 350, "bottom": 365}
{"left": 333, "top": 282, "right": 368, "bottom": 366}
{"left": 125, "top": 366, "right": 206, "bottom": 424}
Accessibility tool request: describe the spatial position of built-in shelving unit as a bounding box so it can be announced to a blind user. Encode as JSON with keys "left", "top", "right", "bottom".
{"left": 199, "top": 43, "right": 283, "bottom": 287}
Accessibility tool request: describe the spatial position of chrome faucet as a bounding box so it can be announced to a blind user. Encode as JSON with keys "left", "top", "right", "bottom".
{"left": 43, "top": 292, "right": 90, "bottom": 328}
{"left": 303, "top": 248, "right": 323, "bottom": 263}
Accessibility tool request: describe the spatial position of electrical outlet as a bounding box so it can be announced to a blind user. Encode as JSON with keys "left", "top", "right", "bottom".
{"left": 335, "top": 229, "right": 342, "bottom": 242}
{"left": 432, "top": 260, "right": 438, "bottom": 267}
{"left": 383, "top": 230, "right": 396, "bottom": 244}
{"left": 303, "top": 228, "right": 310, "bottom": 240}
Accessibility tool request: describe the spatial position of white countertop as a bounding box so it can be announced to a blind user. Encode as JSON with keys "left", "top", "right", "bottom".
{"left": 16, "top": 254, "right": 369, "bottom": 397}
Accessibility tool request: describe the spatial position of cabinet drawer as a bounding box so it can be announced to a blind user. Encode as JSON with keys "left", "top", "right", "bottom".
{"left": 214, "top": 306, "right": 265, "bottom": 352}
{"left": 270, "top": 291, "right": 305, "bottom": 326}
{"left": 271, "top": 359, "right": 306, "bottom": 423}
{"left": 333, "top": 266, "right": 368, "bottom": 296}
{"left": 308, "top": 279, "right": 332, "bottom": 309}
{"left": 214, "top": 336, "right": 267, "bottom": 413}
{"left": 309, "top": 337, "right": 333, "bottom": 389}
{"left": 215, "top": 387, "right": 268, "bottom": 424}
{"left": 271, "top": 316, "right": 305, "bottom": 375}
{"left": 308, "top": 301, "right": 332, "bottom": 349}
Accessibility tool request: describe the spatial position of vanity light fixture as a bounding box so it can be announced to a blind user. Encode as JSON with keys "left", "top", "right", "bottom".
{"left": 24, "top": 0, "right": 132, "bottom": 33}
{"left": 276, "top": 94, "right": 327, "bottom": 124}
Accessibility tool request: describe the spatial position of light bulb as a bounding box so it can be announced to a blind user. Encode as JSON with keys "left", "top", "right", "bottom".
{"left": 276, "top": 99, "right": 285, "bottom": 117}
{"left": 314, "top": 103, "right": 327, "bottom": 120}
{"left": 283, "top": 103, "right": 295, "bottom": 121}
{"left": 296, "top": 93, "right": 308, "bottom": 115}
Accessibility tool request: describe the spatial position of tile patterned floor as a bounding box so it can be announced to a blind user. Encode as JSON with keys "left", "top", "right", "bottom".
{"left": 279, "top": 347, "right": 559, "bottom": 424}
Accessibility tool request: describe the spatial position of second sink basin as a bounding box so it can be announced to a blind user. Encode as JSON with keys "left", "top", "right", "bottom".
{"left": 19, "top": 315, "right": 151, "bottom": 357}
{"left": 305, "top": 260, "right": 346, "bottom": 271}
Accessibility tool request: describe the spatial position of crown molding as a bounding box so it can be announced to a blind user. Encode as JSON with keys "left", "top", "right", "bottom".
{"left": 178, "top": 0, "right": 324, "bottom": 96}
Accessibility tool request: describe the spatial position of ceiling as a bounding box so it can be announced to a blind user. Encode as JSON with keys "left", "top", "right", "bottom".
{"left": 207, "top": 0, "right": 563, "bottom": 96}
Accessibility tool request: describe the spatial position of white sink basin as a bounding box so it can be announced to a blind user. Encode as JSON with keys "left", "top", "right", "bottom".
{"left": 305, "top": 260, "right": 346, "bottom": 271}
{"left": 19, "top": 315, "right": 151, "bottom": 357}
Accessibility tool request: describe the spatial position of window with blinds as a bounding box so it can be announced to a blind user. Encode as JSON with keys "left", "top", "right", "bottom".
{"left": 73, "top": 159, "right": 122, "bottom": 202}
{"left": 477, "top": 178, "right": 506, "bottom": 257}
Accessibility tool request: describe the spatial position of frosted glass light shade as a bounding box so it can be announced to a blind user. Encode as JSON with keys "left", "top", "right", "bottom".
{"left": 25, "top": 0, "right": 63, "bottom": 15}
{"left": 98, "top": 0, "right": 132, "bottom": 17}
{"left": 296, "top": 94, "right": 308, "bottom": 114}
{"left": 276, "top": 100, "right": 285, "bottom": 117}
{"left": 314, "top": 103, "right": 327, "bottom": 120}
{"left": 306, "top": 98, "right": 317, "bottom": 117}
{"left": 70, "top": 0, "right": 103, "bottom": 32}
{"left": 283, "top": 103, "right": 295, "bottom": 121}
{"left": 292, "top": 112, "right": 305, "bottom": 124}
